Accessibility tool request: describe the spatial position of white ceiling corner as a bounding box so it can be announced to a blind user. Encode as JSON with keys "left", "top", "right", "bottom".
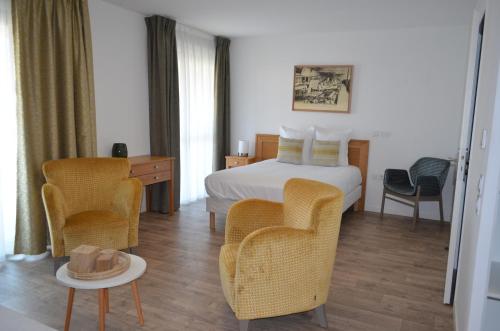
{"left": 102, "top": 0, "right": 476, "bottom": 37}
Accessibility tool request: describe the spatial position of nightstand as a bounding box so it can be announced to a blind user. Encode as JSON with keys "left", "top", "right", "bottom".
{"left": 225, "top": 156, "right": 256, "bottom": 169}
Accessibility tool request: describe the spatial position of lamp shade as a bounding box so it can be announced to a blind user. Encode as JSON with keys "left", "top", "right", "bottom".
{"left": 238, "top": 140, "right": 249, "bottom": 157}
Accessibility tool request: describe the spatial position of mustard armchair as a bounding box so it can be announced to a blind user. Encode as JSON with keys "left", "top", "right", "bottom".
{"left": 41, "top": 158, "right": 143, "bottom": 262}
{"left": 219, "top": 178, "right": 344, "bottom": 330}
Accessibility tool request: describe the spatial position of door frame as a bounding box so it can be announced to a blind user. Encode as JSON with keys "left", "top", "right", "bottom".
{"left": 443, "top": 10, "right": 485, "bottom": 304}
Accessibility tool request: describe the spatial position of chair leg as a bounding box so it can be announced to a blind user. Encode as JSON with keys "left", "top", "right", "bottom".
{"left": 412, "top": 187, "right": 421, "bottom": 231}
{"left": 312, "top": 304, "right": 328, "bottom": 328}
{"left": 380, "top": 189, "right": 386, "bottom": 218}
{"left": 239, "top": 320, "right": 249, "bottom": 331}
{"left": 439, "top": 194, "right": 444, "bottom": 223}
{"left": 210, "top": 212, "right": 216, "bottom": 232}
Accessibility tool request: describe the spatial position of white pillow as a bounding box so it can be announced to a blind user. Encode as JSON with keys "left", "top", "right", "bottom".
{"left": 314, "top": 127, "right": 352, "bottom": 166}
{"left": 279, "top": 125, "right": 315, "bottom": 164}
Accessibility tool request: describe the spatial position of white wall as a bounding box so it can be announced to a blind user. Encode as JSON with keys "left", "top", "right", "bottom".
{"left": 88, "top": 0, "right": 150, "bottom": 157}
{"left": 230, "top": 26, "right": 469, "bottom": 220}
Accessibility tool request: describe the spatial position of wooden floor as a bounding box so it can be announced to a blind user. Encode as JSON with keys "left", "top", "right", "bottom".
{"left": 0, "top": 201, "right": 453, "bottom": 331}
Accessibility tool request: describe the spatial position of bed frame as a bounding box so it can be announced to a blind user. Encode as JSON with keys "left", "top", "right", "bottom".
{"left": 208, "top": 134, "right": 370, "bottom": 230}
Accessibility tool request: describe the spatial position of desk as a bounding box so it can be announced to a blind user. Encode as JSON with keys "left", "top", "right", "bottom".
{"left": 128, "top": 156, "right": 175, "bottom": 215}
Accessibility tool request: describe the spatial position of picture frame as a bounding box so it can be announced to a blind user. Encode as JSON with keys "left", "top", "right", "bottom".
{"left": 292, "top": 65, "right": 353, "bottom": 113}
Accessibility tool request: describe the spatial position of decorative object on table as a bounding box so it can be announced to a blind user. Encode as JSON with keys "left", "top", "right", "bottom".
{"left": 381, "top": 157, "right": 451, "bottom": 231}
{"left": 292, "top": 65, "right": 353, "bottom": 113}
{"left": 128, "top": 155, "right": 176, "bottom": 215}
{"left": 56, "top": 254, "right": 146, "bottom": 331}
{"left": 237, "top": 140, "right": 249, "bottom": 157}
{"left": 69, "top": 245, "right": 100, "bottom": 273}
{"left": 67, "top": 245, "right": 131, "bottom": 280}
{"left": 41, "top": 158, "right": 143, "bottom": 274}
{"left": 96, "top": 249, "right": 119, "bottom": 272}
{"left": 112, "top": 143, "right": 128, "bottom": 157}
{"left": 225, "top": 156, "right": 255, "bottom": 169}
{"left": 219, "top": 178, "right": 344, "bottom": 330}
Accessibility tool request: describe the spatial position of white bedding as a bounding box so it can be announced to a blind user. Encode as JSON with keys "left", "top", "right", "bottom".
{"left": 205, "top": 159, "right": 362, "bottom": 202}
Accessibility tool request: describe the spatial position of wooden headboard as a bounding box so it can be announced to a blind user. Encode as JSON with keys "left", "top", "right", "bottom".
{"left": 255, "top": 134, "right": 369, "bottom": 211}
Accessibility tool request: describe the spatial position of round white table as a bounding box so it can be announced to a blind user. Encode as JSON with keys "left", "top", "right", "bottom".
{"left": 56, "top": 254, "right": 147, "bottom": 331}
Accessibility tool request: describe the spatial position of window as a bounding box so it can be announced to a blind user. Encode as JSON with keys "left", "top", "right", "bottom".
{"left": 176, "top": 24, "right": 215, "bottom": 204}
{"left": 0, "top": 0, "right": 17, "bottom": 259}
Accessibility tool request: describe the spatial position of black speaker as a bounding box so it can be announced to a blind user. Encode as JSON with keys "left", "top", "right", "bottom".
{"left": 112, "top": 143, "right": 128, "bottom": 158}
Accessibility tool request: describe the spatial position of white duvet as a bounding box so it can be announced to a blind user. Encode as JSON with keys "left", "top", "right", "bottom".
{"left": 205, "top": 159, "right": 362, "bottom": 202}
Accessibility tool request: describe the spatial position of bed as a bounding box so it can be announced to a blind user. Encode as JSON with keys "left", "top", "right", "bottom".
{"left": 205, "top": 134, "right": 369, "bottom": 230}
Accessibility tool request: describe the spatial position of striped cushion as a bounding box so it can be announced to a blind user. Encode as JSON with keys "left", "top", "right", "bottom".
{"left": 277, "top": 137, "right": 304, "bottom": 164}
{"left": 311, "top": 139, "right": 340, "bottom": 166}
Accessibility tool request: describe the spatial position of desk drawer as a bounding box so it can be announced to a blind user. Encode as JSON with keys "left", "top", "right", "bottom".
{"left": 136, "top": 171, "right": 171, "bottom": 186}
{"left": 130, "top": 160, "right": 170, "bottom": 177}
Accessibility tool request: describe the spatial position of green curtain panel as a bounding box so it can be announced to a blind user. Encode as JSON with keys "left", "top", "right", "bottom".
{"left": 145, "top": 15, "right": 181, "bottom": 212}
{"left": 214, "top": 37, "right": 231, "bottom": 171}
{"left": 12, "top": 0, "right": 97, "bottom": 255}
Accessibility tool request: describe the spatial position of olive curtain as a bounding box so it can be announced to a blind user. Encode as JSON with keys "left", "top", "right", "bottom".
{"left": 145, "top": 15, "right": 181, "bottom": 212}
{"left": 213, "top": 37, "right": 231, "bottom": 171}
{"left": 12, "top": 0, "right": 97, "bottom": 254}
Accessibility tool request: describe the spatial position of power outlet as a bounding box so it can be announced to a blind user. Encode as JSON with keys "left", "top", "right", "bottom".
{"left": 371, "top": 174, "right": 384, "bottom": 181}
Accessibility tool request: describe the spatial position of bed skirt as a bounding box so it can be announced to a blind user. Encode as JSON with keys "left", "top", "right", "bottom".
{"left": 206, "top": 184, "right": 362, "bottom": 216}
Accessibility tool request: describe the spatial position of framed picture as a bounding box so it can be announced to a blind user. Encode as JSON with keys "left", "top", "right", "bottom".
{"left": 292, "top": 65, "right": 353, "bottom": 113}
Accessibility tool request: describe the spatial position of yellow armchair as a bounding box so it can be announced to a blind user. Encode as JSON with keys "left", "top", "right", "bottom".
{"left": 219, "top": 178, "right": 344, "bottom": 330}
{"left": 41, "top": 158, "right": 143, "bottom": 259}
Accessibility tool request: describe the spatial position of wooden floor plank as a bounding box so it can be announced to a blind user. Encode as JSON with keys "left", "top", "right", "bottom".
{"left": 0, "top": 200, "right": 453, "bottom": 330}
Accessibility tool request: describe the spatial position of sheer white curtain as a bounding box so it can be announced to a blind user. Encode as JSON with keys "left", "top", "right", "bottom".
{"left": 176, "top": 24, "right": 215, "bottom": 204}
{"left": 0, "top": 0, "right": 17, "bottom": 260}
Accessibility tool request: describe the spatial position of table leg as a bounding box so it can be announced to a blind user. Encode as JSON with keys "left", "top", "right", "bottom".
{"left": 131, "top": 280, "right": 144, "bottom": 325}
{"left": 104, "top": 288, "right": 109, "bottom": 313}
{"left": 146, "top": 185, "right": 152, "bottom": 212}
{"left": 64, "top": 288, "right": 75, "bottom": 331}
{"left": 98, "top": 289, "right": 106, "bottom": 331}
{"left": 169, "top": 178, "right": 174, "bottom": 216}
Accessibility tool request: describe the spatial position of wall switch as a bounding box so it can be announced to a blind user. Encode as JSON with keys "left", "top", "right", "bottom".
{"left": 481, "top": 129, "right": 488, "bottom": 149}
{"left": 372, "top": 131, "right": 391, "bottom": 138}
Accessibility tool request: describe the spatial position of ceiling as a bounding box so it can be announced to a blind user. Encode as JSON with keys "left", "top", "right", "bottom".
{"left": 104, "top": 0, "right": 476, "bottom": 37}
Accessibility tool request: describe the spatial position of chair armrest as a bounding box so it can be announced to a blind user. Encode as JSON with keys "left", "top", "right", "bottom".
{"left": 41, "top": 183, "right": 67, "bottom": 257}
{"left": 233, "top": 226, "right": 315, "bottom": 319}
{"left": 111, "top": 178, "right": 143, "bottom": 247}
{"left": 225, "top": 199, "right": 284, "bottom": 244}
{"left": 415, "top": 175, "right": 441, "bottom": 196}
{"left": 384, "top": 169, "right": 410, "bottom": 186}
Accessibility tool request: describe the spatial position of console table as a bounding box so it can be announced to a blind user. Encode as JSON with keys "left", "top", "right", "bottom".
{"left": 128, "top": 155, "right": 175, "bottom": 216}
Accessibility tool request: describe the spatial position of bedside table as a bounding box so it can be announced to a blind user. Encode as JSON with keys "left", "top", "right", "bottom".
{"left": 225, "top": 156, "right": 256, "bottom": 169}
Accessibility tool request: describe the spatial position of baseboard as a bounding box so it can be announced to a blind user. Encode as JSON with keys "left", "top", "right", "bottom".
{"left": 363, "top": 210, "right": 449, "bottom": 224}
{"left": 7, "top": 251, "right": 50, "bottom": 262}
{"left": 365, "top": 203, "right": 451, "bottom": 223}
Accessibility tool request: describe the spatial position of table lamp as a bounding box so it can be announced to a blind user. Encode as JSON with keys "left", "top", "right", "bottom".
{"left": 238, "top": 140, "right": 249, "bottom": 157}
